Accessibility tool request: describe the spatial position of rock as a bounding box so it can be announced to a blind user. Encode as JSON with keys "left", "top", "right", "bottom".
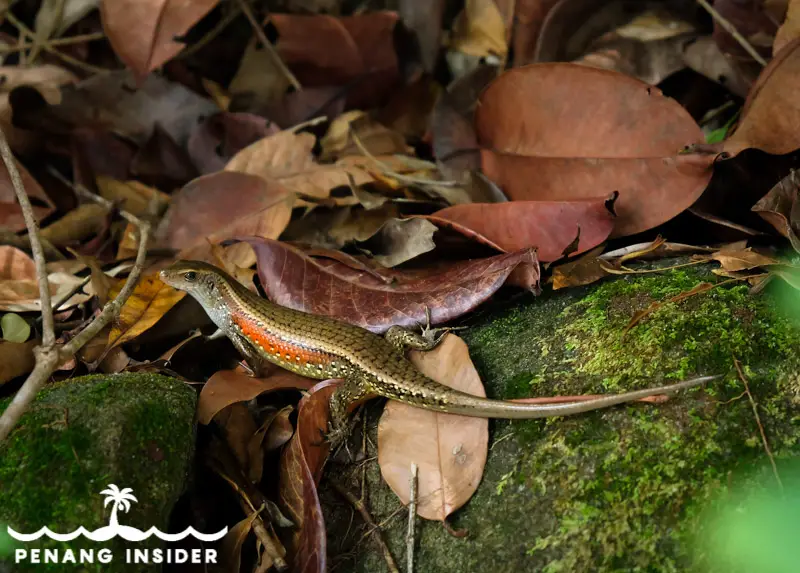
{"left": 0, "top": 373, "right": 197, "bottom": 573}
{"left": 324, "top": 259, "right": 800, "bottom": 572}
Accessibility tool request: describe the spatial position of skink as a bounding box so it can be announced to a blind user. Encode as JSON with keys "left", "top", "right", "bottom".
{"left": 160, "top": 260, "right": 714, "bottom": 436}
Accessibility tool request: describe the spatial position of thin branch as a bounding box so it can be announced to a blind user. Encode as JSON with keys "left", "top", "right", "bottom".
{"left": 27, "top": 0, "right": 66, "bottom": 62}
{"left": 233, "top": 0, "right": 301, "bottom": 91}
{"left": 0, "top": 31, "right": 106, "bottom": 54}
{"left": 0, "top": 127, "right": 54, "bottom": 346}
{"left": 734, "top": 358, "right": 783, "bottom": 491}
{"left": 696, "top": 0, "right": 768, "bottom": 66}
{"left": 178, "top": 5, "right": 241, "bottom": 59}
{"left": 5, "top": 12, "right": 112, "bottom": 75}
{"left": 406, "top": 463, "right": 418, "bottom": 573}
{"left": 0, "top": 164, "right": 152, "bottom": 443}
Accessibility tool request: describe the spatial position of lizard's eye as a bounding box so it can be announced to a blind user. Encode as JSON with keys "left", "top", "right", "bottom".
{"left": 184, "top": 271, "right": 197, "bottom": 282}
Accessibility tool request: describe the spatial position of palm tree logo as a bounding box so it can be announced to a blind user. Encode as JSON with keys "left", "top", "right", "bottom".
{"left": 7, "top": 483, "right": 228, "bottom": 542}
{"left": 100, "top": 485, "right": 137, "bottom": 529}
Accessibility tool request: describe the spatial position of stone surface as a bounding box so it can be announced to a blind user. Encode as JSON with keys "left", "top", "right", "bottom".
{"left": 324, "top": 259, "right": 800, "bottom": 572}
{"left": 0, "top": 373, "right": 197, "bottom": 573}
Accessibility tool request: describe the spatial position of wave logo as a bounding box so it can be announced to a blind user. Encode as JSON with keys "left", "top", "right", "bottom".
{"left": 7, "top": 484, "right": 228, "bottom": 543}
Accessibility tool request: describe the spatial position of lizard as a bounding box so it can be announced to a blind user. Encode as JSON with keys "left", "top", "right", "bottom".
{"left": 160, "top": 260, "right": 716, "bottom": 442}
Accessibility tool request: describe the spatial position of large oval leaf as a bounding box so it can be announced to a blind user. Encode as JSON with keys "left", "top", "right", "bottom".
{"left": 475, "top": 63, "right": 712, "bottom": 237}
{"left": 377, "top": 335, "right": 488, "bottom": 521}
{"left": 429, "top": 196, "right": 615, "bottom": 261}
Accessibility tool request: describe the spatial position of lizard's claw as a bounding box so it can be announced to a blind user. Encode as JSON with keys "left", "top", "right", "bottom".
{"left": 419, "top": 306, "right": 466, "bottom": 347}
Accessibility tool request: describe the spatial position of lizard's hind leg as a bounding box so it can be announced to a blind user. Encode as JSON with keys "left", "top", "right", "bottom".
{"left": 326, "top": 373, "right": 375, "bottom": 448}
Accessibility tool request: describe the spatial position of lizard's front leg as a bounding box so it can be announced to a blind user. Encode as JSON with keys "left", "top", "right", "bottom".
{"left": 327, "top": 371, "right": 374, "bottom": 447}
{"left": 227, "top": 330, "right": 271, "bottom": 377}
{"left": 384, "top": 308, "right": 465, "bottom": 353}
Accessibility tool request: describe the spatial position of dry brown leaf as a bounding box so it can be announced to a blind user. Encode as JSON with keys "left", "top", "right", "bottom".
{"left": 775, "top": 0, "right": 800, "bottom": 54}
{"left": 247, "top": 405, "right": 295, "bottom": 483}
{"left": 39, "top": 203, "right": 109, "bottom": 247}
{"left": 708, "top": 247, "right": 780, "bottom": 272}
{"left": 0, "top": 158, "right": 55, "bottom": 232}
{"left": 476, "top": 64, "right": 712, "bottom": 237}
{"left": 723, "top": 37, "right": 800, "bottom": 156}
{"left": 752, "top": 170, "right": 800, "bottom": 253}
{"left": 197, "top": 370, "right": 315, "bottom": 425}
{"left": 96, "top": 177, "right": 170, "bottom": 218}
{"left": 0, "top": 247, "right": 36, "bottom": 281}
{"left": 270, "top": 11, "right": 401, "bottom": 109}
{"left": 219, "top": 511, "right": 261, "bottom": 572}
{"left": 225, "top": 130, "right": 374, "bottom": 200}
{"left": 0, "top": 339, "right": 37, "bottom": 385}
{"left": 217, "top": 402, "right": 258, "bottom": 472}
{"left": 100, "top": 0, "right": 220, "bottom": 81}
{"left": 551, "top": 245, "right": 609, "bottom": 289}
{"left": 229, "top": 36, "right": 291, "bottom": 110}
{"left": 105, "top": 274, "right": 186, "bottom": 351}
{"left": 0, "top": 271, "right": 89, "bottom": 313}
{"left": 451, "top": 0, "right": 509, "bottom": 59}
{"left": 377, "top": 335, "right": 488, "bottom": 521}
{"left": 320, "top": 111, "right": 410, "bottom": 161}
{"left": 162, "top": 171, "right": 294, "bottom": 268}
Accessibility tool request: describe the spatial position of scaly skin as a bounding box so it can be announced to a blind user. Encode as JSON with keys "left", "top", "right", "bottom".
{"left": 160, "top": 261, "right": 716, "bottom": 432}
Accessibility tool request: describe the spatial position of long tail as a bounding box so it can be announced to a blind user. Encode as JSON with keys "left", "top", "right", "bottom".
{"left": 406, "top": 375, "right": 717, "bottom": 419}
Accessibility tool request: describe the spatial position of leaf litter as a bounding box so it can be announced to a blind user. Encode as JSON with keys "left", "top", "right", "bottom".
{"left": 1, "top": 1, "right": 800, "bottom": 571}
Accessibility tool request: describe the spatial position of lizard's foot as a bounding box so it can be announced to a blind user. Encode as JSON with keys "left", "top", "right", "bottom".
{"left": 419, "top": 307, "right": 466, "bottom": 348}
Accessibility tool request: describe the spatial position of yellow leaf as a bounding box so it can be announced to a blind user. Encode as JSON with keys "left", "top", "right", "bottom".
{"left": 96, "top": 176, "right": 170, "bottom": 218}
{"left": 106, "top": 274, "right": 186, "bottom": 351}
{"left": 451, "top": 0, "right": 508, "bottom": 59}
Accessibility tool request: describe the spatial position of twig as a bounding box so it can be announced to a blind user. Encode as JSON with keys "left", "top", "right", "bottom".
{"left": 0, "top": 126, "right": 54, "bottom": 345}
{"left": 5, "top": 12, "right": 111, "bottom": 74}
{"left": 0, "top": 31, "right": 106, "bottom": 54}
{"left": 178, "top": 4, "right": 242, "bottom": 59}
{"left": 696, "top": 0, "right": 768, "bottom": 66}
{"left": 406, "top": 463, "right": 418, "bottom": 573}
{"left": 733, "top": 358, "right": 783, "bottom": 491}
{"left": 0, "top": 161, "right": 151, "bottom": 442}
{"left": 329, "top": 477, "right": 400, "bottom": 573}
{"left": 233, "top": 0, "right": 301, "bottom": 91}
{"left": 27, "top": 0, "right": 65, "bottom": 62}
{"left": 0, "top": 230, "right": 64, "bottom": 260}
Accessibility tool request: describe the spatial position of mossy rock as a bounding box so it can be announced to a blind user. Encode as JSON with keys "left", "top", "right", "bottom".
{"left": 0, "top": 373, "right": 197, "bottom": 573}
{"left": 325, "top": 259, "right": 800, "bottom": 573}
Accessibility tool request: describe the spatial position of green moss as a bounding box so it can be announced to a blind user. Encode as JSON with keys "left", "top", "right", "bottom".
{"left": 324, "top": 259, "right": 800, "bottom": 573}
{"left": 0, "top": 373, "right": 197, "bottom": 573}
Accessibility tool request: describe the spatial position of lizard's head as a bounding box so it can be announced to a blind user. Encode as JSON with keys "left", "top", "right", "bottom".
{"left": 160, "top": 260, "right": 227, "bottom": 308}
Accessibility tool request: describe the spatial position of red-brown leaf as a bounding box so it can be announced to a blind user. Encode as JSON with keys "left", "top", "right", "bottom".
{"left": 197, "top": 369, "right": 315, "bottom": 425}
{"left": 244, "top": 237, "right": 539, "bottom": 333}
{"left": 101, "top": 0, "right": 220, "bottom": 82}
{"left": 270, "top": 12, "right": 401, "bottom": 109}
{"left": 161, "top": 171, "right": 294, "bottom": 266}
{"left": 278, "top": 381, "right": 336, "bottom": 573}
{"left": 429, "top": 197, "right": 615, "bottom": 261}
{"left": 475, "top": 64, "right": 712, "bottom": 237}
{"left": 0, "top": 159, "right": 54, "bottom": 232}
